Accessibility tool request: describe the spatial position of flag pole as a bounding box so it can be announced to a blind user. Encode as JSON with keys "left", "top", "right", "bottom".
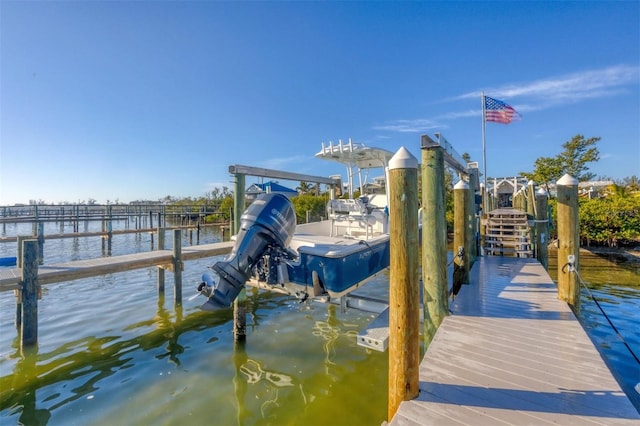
{"left": 481, "top": 92, "right": 487, "bottom": 212}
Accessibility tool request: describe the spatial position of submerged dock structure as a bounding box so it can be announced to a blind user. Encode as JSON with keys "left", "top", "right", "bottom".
{"left": 388, "top": 256, "right": 640, "bottom": 424}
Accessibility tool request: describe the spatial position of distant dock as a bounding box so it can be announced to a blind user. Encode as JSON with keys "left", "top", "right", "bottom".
{"left": 389, "top": 256, "right": 640, "bottom": 424}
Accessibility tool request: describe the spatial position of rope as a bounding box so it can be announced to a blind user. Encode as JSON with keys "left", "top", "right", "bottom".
{"left": 563, "top": 260, "right": 640, "bottom": 365}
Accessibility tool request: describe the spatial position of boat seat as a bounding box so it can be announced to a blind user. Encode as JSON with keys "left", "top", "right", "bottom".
{"left": 327, "top": 199, "right": 377, "bottom": 238}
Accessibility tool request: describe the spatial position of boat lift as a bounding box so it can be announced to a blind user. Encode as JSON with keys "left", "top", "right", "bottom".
{"left": 205, "top": 134, "right": 473, "bottom": 352}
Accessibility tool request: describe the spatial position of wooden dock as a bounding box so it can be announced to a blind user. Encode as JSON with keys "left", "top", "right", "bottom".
{"left": 390, "top": 256, "right": 640, "bottom": 425}
{"left": 0, "top": 241, "right": 233, "bottom": 292}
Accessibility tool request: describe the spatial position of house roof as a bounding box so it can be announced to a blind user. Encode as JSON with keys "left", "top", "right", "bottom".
{"left": 246, "top": 181, "right": 297, "bottom": 194}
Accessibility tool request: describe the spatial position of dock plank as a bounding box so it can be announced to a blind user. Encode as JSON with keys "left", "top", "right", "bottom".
{"left": 390, "top": 256, "right": 640, "bottom": 425}
{"left": 0, "top": 241, "right": 233, "bottom": 292}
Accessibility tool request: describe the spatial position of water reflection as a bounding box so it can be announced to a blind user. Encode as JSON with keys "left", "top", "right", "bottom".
{"left": 311, "top": 304, "right": 359, "bottom": 367}
{"left": 11, "top": 346, "right": 51, "bottom": 426}
{"left": 0, "top": 301, "right": 232, "bottom": 423}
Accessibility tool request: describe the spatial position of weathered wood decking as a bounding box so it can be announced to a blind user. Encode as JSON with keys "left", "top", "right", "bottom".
{"left": 390, "top": 256, "right": 640, "bottom": 425}
{"left": 0, "top": 241, "right": 234, "bottom": 292}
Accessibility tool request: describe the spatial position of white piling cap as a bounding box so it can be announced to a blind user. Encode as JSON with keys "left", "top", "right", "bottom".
{"left": 557, "top": 174, "right": 578, "bottom": 186}
{"left": 389, "top": 146, "right": 418, "bottom": 170}
{"left": 528, "top": 180, "right": 535, "bottom": 186}
{"left": 536, "top": 187, "right": 548, "bottom": 196}
{"left": 454, "top": 179, "right": 469, "bottom": 190}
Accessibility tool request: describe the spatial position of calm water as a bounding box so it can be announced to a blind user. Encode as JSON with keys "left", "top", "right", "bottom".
{"left": 1, "top": 220, "right": 638, "bottom": 424}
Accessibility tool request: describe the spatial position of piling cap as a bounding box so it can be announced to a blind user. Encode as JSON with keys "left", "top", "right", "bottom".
{"left": 454, "top": 179, "right": 469, "bottom": 190}
{"left": 528, "top": 180, "right": 535, "bottom": 186}
{"left": 389, "top": 146, "right": 418, "bottom": 170}
{"left": 536, "top": 187, "right": 548, "bottom": 196}
{"left": 557, "top": 174, "right": 578, "bottom": 186}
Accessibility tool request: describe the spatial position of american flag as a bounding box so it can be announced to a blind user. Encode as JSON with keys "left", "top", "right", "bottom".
{"left": 484, "top": 96, "right": 521, "bottom": 124}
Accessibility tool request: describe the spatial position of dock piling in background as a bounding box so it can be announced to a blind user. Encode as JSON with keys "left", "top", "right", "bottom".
{"left": 387, "top": 147, "right": 420, "bottom": 421}
{"left": 467, "top": 168, "right": 478, "bottom": 265}
{"left": 453, "top": 179, "right": 470, "bottom": 290}
{"left": 420, "top": 137, "right": 448, "bottom": 342}
{"left": 535, "top": 188, "right": 549, "bottom": 269}
{"left": 233, "top": 173, "right": 247, "bottom": 342}
{"left": 21, "top": 239, "right": 39, "bottom": 348}
{"left": 556, "top": 174, "right": 580, "bottom": 309}
{"left": 157, "top": 227, "right": 166, "bottom": 293}
{"left": 37, "top": 222, "right": 44, "bottom": 265}
{"left": 527, "top": 180, "right": 537, "bottom": 256}
{"left": 173, "top": 229, "right": 183, "bottom": 306}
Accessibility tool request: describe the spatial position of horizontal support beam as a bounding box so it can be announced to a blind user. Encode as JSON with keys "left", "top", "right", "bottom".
{"left": 228, "top": 164, "right": 339, "bottom": 185}
{"left": 421, "top": 133, "right": 468, "bottom": 175}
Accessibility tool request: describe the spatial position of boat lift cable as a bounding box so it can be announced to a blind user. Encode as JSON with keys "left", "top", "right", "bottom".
{"left": 562, "top": 259, "right": 640, "bottom": 365}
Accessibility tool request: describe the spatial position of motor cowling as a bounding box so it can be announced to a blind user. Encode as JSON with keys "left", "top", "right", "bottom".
{"left": 201, "top": 193, "right": 296, "bottom": 310}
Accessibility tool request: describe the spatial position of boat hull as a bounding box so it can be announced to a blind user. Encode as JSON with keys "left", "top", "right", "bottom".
{"left": 286, "top": 235, "right": 389, "bottom": 297}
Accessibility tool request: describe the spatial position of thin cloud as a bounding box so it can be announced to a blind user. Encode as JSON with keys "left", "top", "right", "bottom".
{"left": 260, "top": 155, "right": 309, "bottom": 170}
{"left": 373, "top": 118, "right": 442, "bottom": 133}
{"left": 455, "top": 64, "right": 639, "bottom": 102}
{"left": 375, "top": 64, "right": 639, "bottom": 133}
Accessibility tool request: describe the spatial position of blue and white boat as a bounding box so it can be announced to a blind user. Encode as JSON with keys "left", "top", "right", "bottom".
{"left": 200, "top": 140, "right": 395, "bottom": 311}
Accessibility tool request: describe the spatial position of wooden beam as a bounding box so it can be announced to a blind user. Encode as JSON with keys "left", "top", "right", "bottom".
{"left": 228, "top": 164, "right": 338, "bottom": 185}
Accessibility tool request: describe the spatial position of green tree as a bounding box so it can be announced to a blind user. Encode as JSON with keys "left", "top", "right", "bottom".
{"left": 291, "top": 194, "right": 329, "bottom": 223}
{"left": 521, "top": 134, "right": 600, "bottom": 189}
{"left": 296, "top": 181, "right": 313, "bottom": 194}
{"left": 558, "top": 134, "right": 600, "bottom": 181}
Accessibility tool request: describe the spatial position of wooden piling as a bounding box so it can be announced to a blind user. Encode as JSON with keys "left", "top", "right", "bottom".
{"left": 233, "top": 173, "right": 247, "bottom": 342}
{"left": 535, "top": 188, "right": 549, "bottom": 270}
{"left": 527, "top": 180, "right": 537, "bottom": 257}
{"left": 173, "top": 229, "right": 183, "bottom": 306}
{"left": 36, "top": 222, "right": 44, "bottom": 265}
{"left": 479, "top": 183, "right": 487, "bottom": 255}
{"left": 157, "top": 227, "right": 165, "bottom": 293}
{"left": 21, "top": 239, "right": 39, "bottom": 347}
{"left": 467, "top": 170, "right": 478, "bottom": 265}
{"left": 16, "top": 235, "right": 30, "bottom": 269}
{"left": 453, "top": 179, "right": 470, "bottom": 291}
{"left": 388, "top": 147, "right": 420, "bottom": 421}
{"left": 420, "top": 138, "right": 448, "bottom": 341}
{"left": 556, "top": 174, "right": 580, "bottom": 309}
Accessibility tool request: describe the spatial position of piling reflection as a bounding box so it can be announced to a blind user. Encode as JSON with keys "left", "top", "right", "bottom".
{"left": 12, "top": 346, "right": 50, "bottom": 426}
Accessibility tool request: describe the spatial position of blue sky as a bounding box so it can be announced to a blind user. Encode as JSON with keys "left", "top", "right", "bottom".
{"left": 1, "top": 1, "right": 638, "bottom": 205}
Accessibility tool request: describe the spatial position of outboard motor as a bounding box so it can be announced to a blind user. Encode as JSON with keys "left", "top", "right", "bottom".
{"left": 201, "top": 193, "right": 296, "bottom": 311}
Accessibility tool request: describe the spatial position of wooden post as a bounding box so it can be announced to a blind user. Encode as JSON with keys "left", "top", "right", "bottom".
{"left": 21, "top": 239, "right": 39, "bottom": 347}
{"left": 388, "top": 147, "right": 420, "bottom": 421}
{"left": 157, "top": 227, "right": 165, "bottom": 293}
{"left": 535, "top": 188, "right": 549, "bottom": 270}
{"left": 556, "top": 174, "right": 580, "bottom": 309}
{"left": 479, "top": 183, "right": 486, "bottom": 255}
{"left": 173, "top": 229, "right": 182, "bottom": 306}
{"left": 467, "top": 171, "right": 478, "bottom": 265}
{"left": 36, "top": 222, "right": 44, "bottom": 265}
{"left": 453, "top": 179, "right": 470, "bottom": 292}
{"left": 420, "top": 137, "right": 448, "bottom": 342}
{"left": 465, "top": 175, "right": 476, "bottom": 264}
{"left": 107, "top": 205, "right": 113, "bottom": 252}
{"left": 527, "top": 180, "right": 536, "bottom": 257}
{"left": 16, "top": 235, "right": 29, "bottom": 269}
{"left": 233, "top": 173, "right": 247, "bottom": 342}
{"left": 527, "top": 180, "right": 536, "bottom": 217}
